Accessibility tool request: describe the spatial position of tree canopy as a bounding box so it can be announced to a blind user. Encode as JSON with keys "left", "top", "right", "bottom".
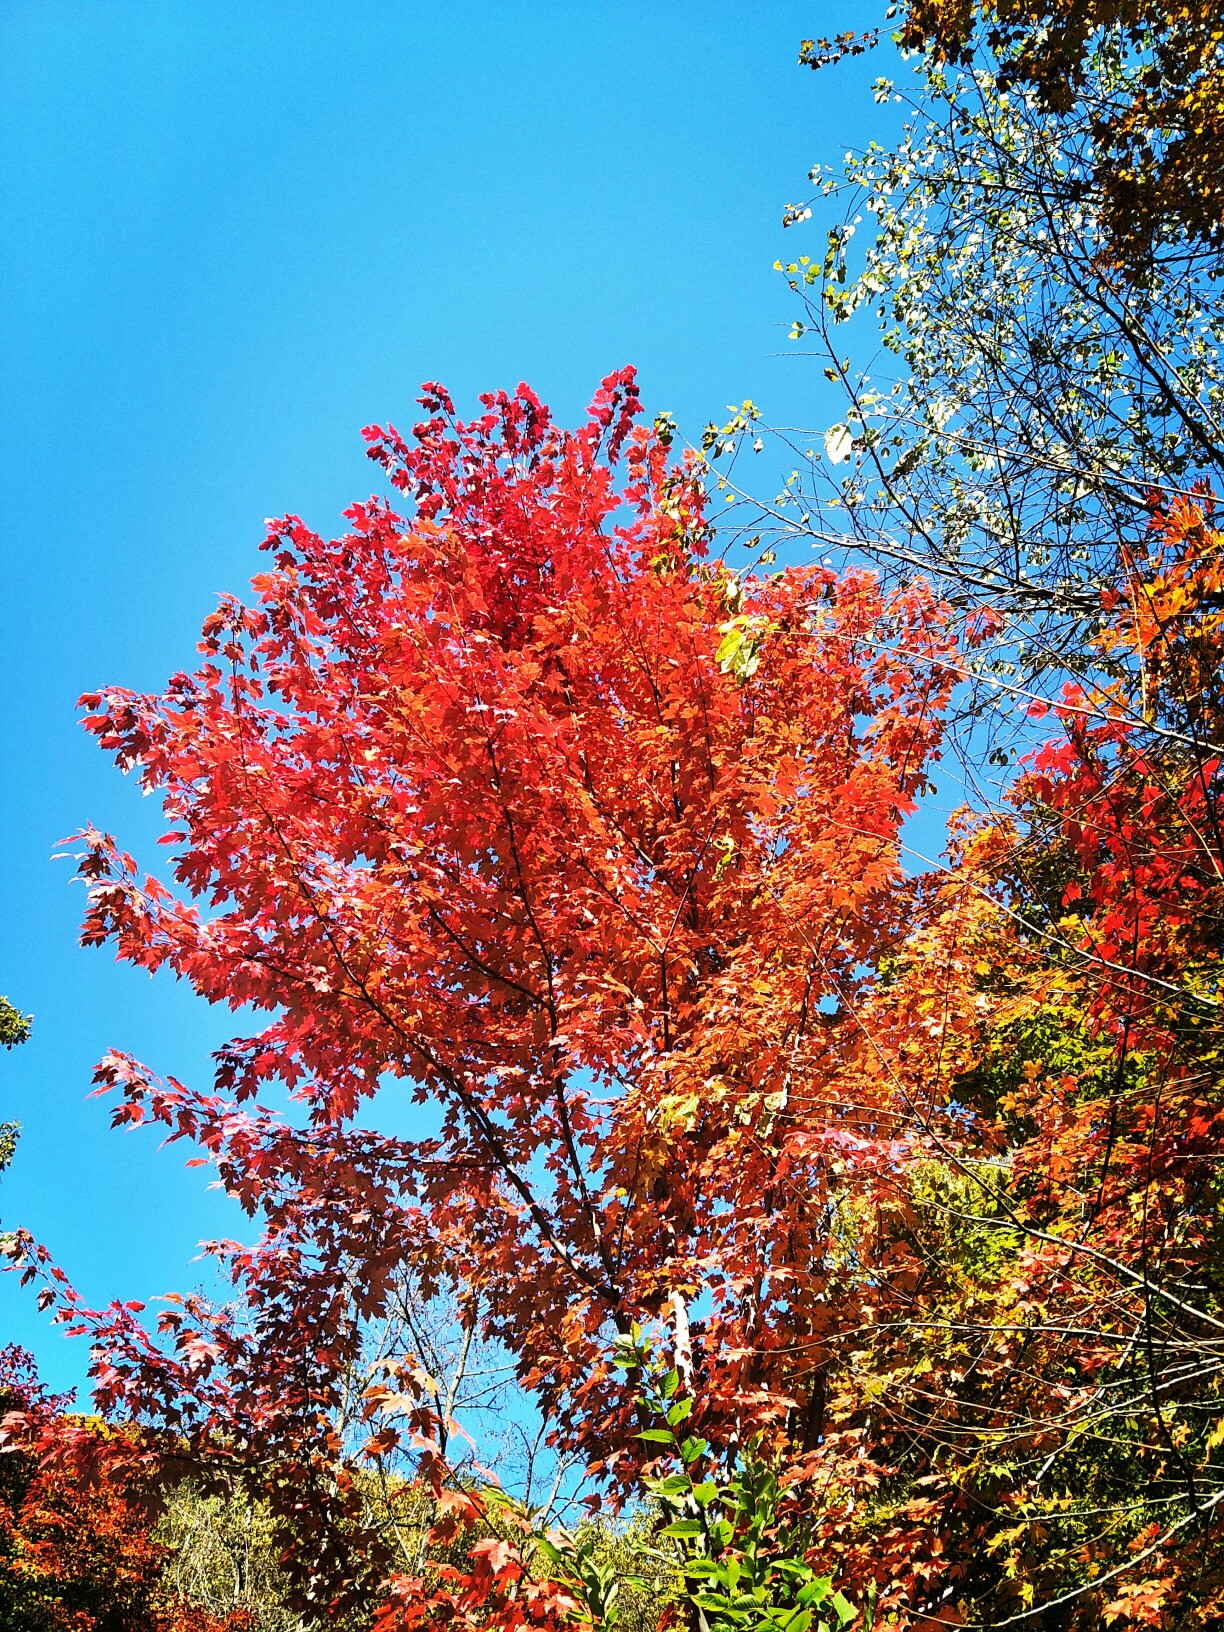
{"left": 8, "top": 9, "right": 1224, "bottom": 1630}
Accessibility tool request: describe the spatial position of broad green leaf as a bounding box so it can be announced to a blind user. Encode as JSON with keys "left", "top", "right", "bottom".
{"left": 661, "top": 1518, "right": 707, "bottom": 1538}
{"left": 832, "top": 1590, "right": 856, "bottom": 1625}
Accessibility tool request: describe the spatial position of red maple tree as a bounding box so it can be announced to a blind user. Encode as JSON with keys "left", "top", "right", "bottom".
{"left": 19, "top": 372, "right": 965, "bottom": 1611}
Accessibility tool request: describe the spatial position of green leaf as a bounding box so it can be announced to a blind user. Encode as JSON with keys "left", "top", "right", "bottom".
{"left": 661, "top": 1518, "right": 707, "bottom": 1538}
{"left": 683, "top": 1559, "right": 721, "bottom": 1579}
{"left": 637, "top": 1427, "right": 675, "bottom": 1444}
{"left": 716, "top": 625, "right": 745, "bottom": 668}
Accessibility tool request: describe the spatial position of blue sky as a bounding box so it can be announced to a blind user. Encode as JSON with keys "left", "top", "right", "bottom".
{"left": 0, "top": 1, "right": 895, "bottom": 1396}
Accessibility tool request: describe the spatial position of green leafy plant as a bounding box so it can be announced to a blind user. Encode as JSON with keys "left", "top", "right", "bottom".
{"left": 613, "top": 1331, "right": 855, "bottom": 1632}
{"left": 0, "top": 995, "right": 30, "bottom": 1052}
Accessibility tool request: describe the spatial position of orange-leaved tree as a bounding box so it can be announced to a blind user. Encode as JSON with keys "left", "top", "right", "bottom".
{"left": 781, "top": 489, "right": 1224, "bottom": 1628}
{"left": 17, "top": 372, "right": 969, "bottom": 1616}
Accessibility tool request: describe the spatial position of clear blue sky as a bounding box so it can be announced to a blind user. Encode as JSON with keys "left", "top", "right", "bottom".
{"left": 0, "top": 1, "right": 894, "bottom": 1396}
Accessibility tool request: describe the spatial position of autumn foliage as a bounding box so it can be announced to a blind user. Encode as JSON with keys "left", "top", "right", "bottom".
{"left": 10, "top": 373, "right": 1224, "bottom": 1627}
{"left": 900, "top": 0, "right": 1224, "bottom": 268}
{"left": 801, "top": 489, "right": 1224, "bottom": 1625}
{"left": 27, "top": 371, "right": 954, "bottom": 1603}
{"left": 0, "top": 1345, "right": 241, "bottom": 1632}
